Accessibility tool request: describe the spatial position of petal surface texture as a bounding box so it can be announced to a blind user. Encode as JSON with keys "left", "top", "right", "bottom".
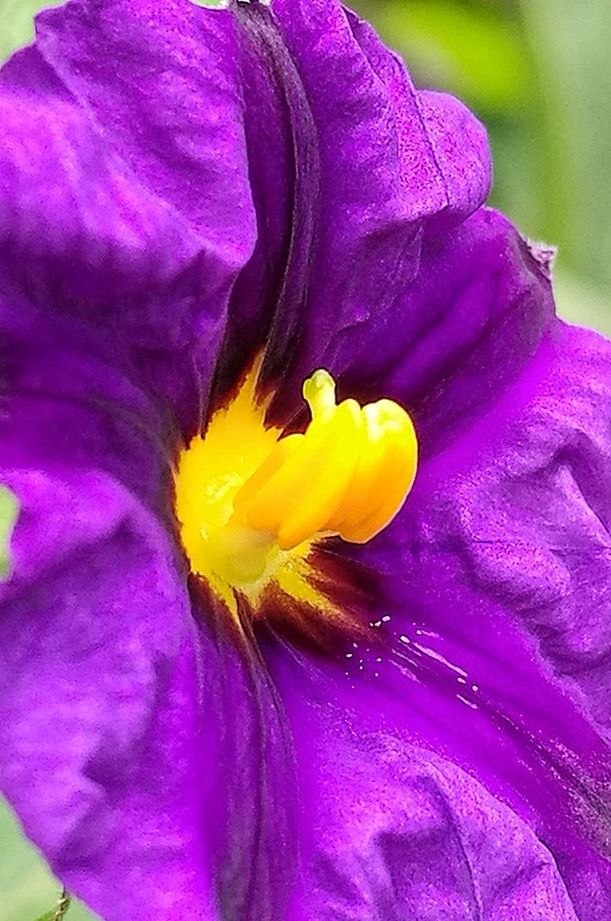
{"left": 266, "top": 321, "right": 611, "bottom": 921}
{"left": 0, "top": 1, "right": 609, "bottom": 920}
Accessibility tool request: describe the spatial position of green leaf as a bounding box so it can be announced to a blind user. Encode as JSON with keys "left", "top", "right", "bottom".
{"left": 0, "top": 486, "right": 18, "bottom": 582}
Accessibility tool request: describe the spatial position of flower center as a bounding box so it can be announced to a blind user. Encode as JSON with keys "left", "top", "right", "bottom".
{"left": 175, "top": 365, "right": 417, "bottom": 614}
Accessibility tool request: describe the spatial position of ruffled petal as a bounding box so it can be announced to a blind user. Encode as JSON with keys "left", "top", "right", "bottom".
{"left": 0, "top": 278, "right": 216, "bottom": 916}
{"left": 0, "top": 464, "right": 220, "bottom": 919}
{"left": 363, "top": 319, "right": 611, "bottom": 737}
{"left": 0, "top": 419, "right": 297, "bottom": 921}
{"left": 0, "top": 0, "right": 257, "bottom": 422}
{"left": 0, "top": 288, "right": 176, "bottom": 510}
{"left": 264, "top": 206, "right": 554, "bottom": 454}
{"left": 264, "top": 648, "right": 581, "bottom": 920}
{"left": 208, "top": 0, "right": 492, "bottom": 407}
{"left": 337, "top": 208, "right": 556, "bottom": 454}
{"left": 0, "top": 0, "right": 493, "bottom": 427}
{"left": 2, "top": 3, "right": 608, "bottom": 919}
{"left": 32, "top": 0, "right": 253, "bottom": 254}
{"left": 264, "top": 320, "right": 611, "bottom": 919}
{"left": 0, "top": 287, "right": 298, "bottom": 918}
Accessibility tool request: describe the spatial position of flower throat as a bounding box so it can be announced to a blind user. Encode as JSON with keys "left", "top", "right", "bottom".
{"left": 175, "top": 365, "right": 417, "bottom": 616}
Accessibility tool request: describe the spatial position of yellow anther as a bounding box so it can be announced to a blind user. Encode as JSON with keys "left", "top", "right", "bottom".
{"left": 234, "top": 369, "right": 418, "bottom": 550}
{"left": 174, "top": 363, "right": 418, "bottom": 613}
{"left": 331, "top": 399, "right": 418, "bottom": 542}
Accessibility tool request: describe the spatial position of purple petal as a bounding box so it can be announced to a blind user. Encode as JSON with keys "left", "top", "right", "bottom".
{"left": 386, "top": 320, "right": 611, "bottom": 738}
{"left": 0, "top": 282, "right": 224, "bottom": 917}
{"left": 1, "top": 2, "right": 609, "bottom": 918}
{"left": 0, "top": 292, "right": 173, "bottom": 511}
{"left": 265, "top": 206, "right": 555, "bottom": 457}
{"left": 337, "top": 208, "right": 556, "bottom": 454}
{"left": 0, "top": 463, "right": 218, "bottom": 918}
{"left": 257, "top": 0, "right": 491, "bottom": 407}
{"left": 264, "top": 320, "right": 611, "bottom": 918}
{"left": 0, "top": 426, "right": 297, "bottom": 920}
{"left": 33, "top": 0, "right": 253, "bottom": 251}
{"left": 0, "top": 0, "right": 493, "bottom": 426}
{"left": 202, "top": 0, "right": 491, "bottom": 405}
{"left": 0, "top": 284, "right": 298, "bottom": 917}
{"left": 265, "top": 646, "right": 582, "bottom": 920}
{"left": 0, "top": 0, "right": 257, "bottom": 423}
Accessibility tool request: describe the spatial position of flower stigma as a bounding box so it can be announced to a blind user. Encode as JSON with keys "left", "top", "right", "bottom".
{"left": 175, "top": 365, "right": 418, "bottom": 617}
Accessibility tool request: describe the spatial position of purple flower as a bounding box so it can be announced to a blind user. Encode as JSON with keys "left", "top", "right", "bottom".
{"left": 1, "top": 0, "right": 611, "bottom": 919}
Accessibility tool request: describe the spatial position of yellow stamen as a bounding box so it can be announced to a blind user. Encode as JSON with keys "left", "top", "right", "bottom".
{"left": 174, "top": 364, "right": 417, "bottom": 615}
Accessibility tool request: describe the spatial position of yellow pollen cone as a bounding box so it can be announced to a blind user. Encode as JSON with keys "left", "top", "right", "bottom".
{"left": 174, "top": 362, "right": 418, "bottom": 611}
{"left": 234, "top": 369, "right": 417, "bottom": 550}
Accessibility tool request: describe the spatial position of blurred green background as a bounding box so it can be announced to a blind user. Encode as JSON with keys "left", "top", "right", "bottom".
{"left": 0, "top": 0, "right": 610, "bottom": 918}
